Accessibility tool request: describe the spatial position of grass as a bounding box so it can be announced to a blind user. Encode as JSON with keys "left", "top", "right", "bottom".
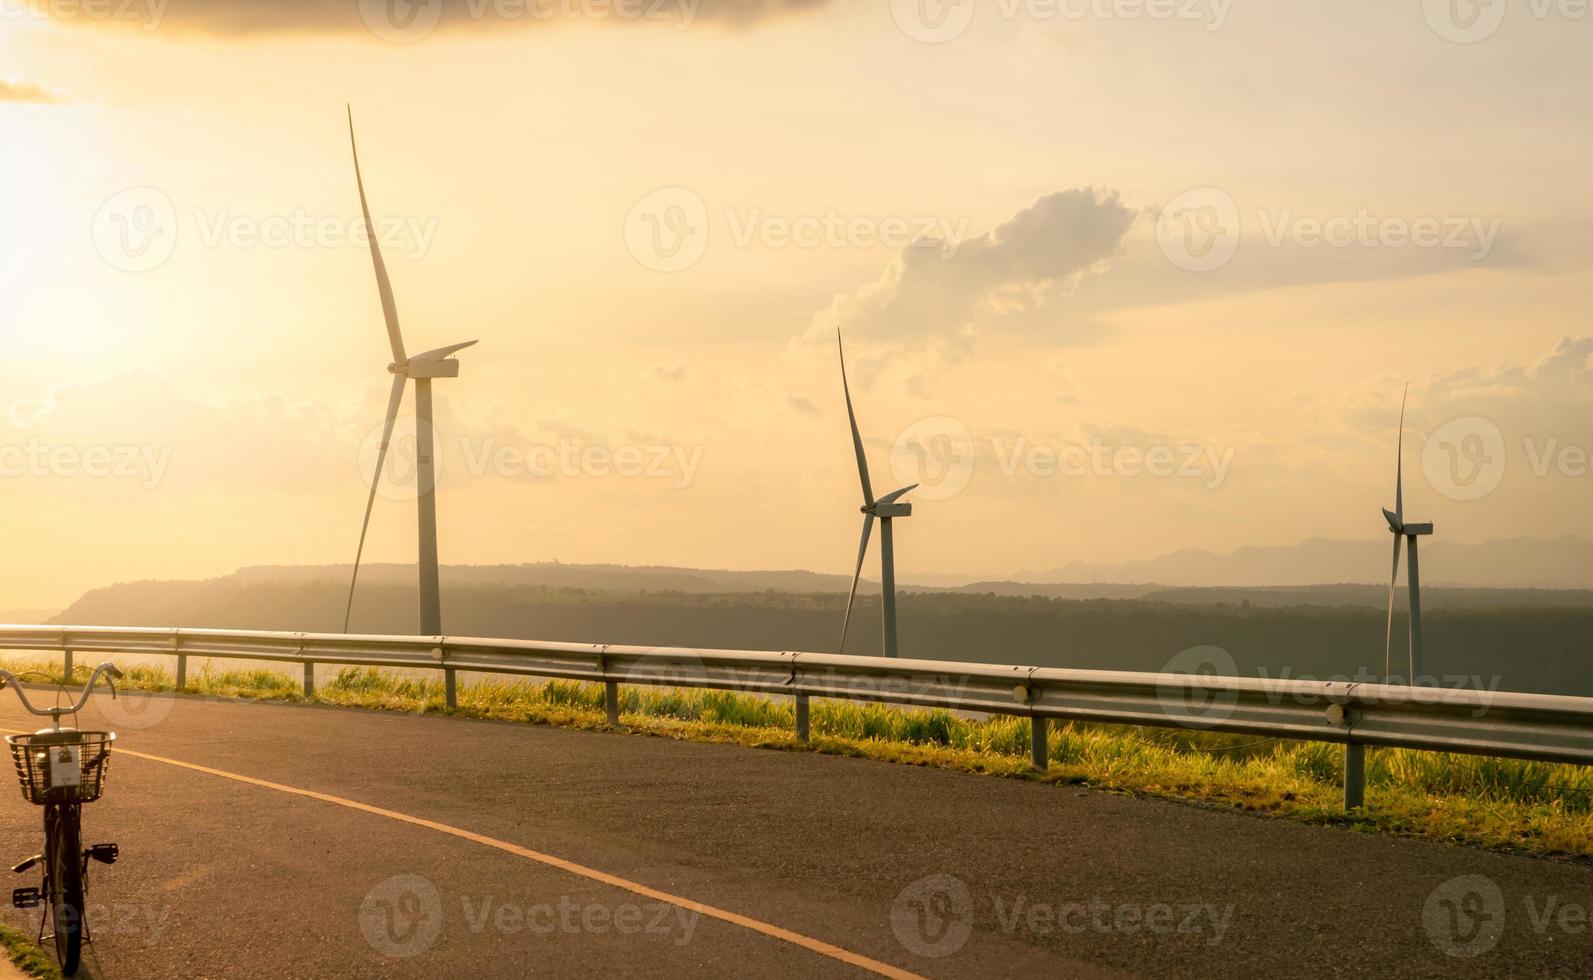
{"left": 10, "top": 658, "right": 1592, "bottom": 861}
{"left": 0, "top": 922, "right": 60, "bottom": 980}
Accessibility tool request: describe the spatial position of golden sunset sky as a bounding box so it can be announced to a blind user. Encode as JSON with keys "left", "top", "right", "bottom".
{"left": 2, "top": 1, "right": 1591, "bottom": 610}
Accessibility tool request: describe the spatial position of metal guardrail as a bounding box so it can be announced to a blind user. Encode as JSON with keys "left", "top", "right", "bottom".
{"left": 2, "top": 624, "right": 1591, "bottom": 810}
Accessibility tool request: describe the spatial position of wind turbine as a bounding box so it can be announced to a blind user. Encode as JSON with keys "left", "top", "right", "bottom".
{"left": 837, "top": 331, "right": 918, "bottom": 658}
{"left": 343, "top": 108, "right": 477, "bottom": 635}
{"left": 1381, "top": 385, "right": 1433, "bottom": 685}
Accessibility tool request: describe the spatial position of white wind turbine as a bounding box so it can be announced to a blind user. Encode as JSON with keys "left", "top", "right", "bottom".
{"left": 837, "top": 331, "right": 918, "bottom": 658}
{"left": 1381, "top": 385, "right": 1433, "bottom": 684}
{"left": 343, "top": 108, "right": 477, "bottom": 635}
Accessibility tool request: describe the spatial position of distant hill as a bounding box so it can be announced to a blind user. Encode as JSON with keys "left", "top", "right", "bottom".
{"left": 1016, "top": 536, "right": 1593, "bottom": 590}
{"left": 956, "top": 582, "right": 1593, "bottom": 611}
{"left": 229, "top": 562, "right": 886, "bottom": 595}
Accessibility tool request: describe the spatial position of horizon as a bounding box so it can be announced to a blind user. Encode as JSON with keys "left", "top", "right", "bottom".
{"left": 16, "top": 529, "right": 1593, "bottom": 623}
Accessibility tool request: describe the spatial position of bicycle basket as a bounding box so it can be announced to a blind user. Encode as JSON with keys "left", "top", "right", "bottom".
{"left": 5, "top": 732, "right": 115, "bottom": 805}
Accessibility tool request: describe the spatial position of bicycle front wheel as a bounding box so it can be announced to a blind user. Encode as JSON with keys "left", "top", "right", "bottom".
{"left": 45, "top": 804, "right": 84, "bottom": 976}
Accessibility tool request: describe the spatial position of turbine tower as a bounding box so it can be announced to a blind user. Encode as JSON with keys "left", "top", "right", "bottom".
{"left": 837, "top": 331, "right": 918, "bottom": 658}
{"left": 343, "top": 108, "right": 477, "bottom": 635}
{"left": 1381, "top": 385, "right": 1432, "bottom": 685}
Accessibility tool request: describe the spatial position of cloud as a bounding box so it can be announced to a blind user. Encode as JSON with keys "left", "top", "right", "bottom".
{"left": 0, "top": 80, "right": 62, "bottom": 104}
{"left": 650, "top": 360, "right": 689, "bottom": 384}
{"left": 786, "top": 395, "right": 820, "bottom": 417}
{"left": 810, "top": 188, "right": 1135, "bottom": 355}
{"left": 57, "top": 0, "right": 829, "bottom": 35}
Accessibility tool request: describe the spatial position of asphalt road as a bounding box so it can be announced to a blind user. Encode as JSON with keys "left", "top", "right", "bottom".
{"left": 0, "top": 690, "right": 1586, "bottom": 978}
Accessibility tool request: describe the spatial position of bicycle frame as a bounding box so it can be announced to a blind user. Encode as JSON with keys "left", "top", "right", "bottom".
{"left": 0, "top": 662, "right": 125, "bottom": 976}
{"left": 0, "top": 664, "right": 124, "bottom": 731}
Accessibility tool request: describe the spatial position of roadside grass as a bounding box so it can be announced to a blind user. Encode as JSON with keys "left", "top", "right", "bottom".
{"left": 0, "top": 922, "right": 60, "bottom": 980}
{"left": 10, "top": 658, "right": 1592, "bottom": 860}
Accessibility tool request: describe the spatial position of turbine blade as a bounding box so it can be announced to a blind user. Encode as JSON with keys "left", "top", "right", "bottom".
{"left": 1394, "top": 384, "right": 1407, "bottom": 525}
{"left": 343, "top": 375, "right": 407, "bottom": 632}
{"left": 411, "top": 340, "right": 479, "bottom": 362}
{"left": 838, "top": 330, "right": 874, "bottom": 505}
{"left": 1383, "top": 532, "right": 1403, "bottom": 682}
{"left": 838, "top": 513, "right": 875, "bottom": 654}
{"left": 876, "top": 484, "right": 919, "bottom": 506}
{"left": 348, "top": 107, "right": 407, "bottom": 366}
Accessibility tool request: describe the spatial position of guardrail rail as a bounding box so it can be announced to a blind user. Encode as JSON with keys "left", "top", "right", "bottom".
{"left": 3, "top": 624, "right": 1591, "bottom": 810}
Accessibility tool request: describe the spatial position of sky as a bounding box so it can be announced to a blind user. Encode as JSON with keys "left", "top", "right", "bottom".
{"left": 1, "top": 0, "right": 1592, "bottom": 611}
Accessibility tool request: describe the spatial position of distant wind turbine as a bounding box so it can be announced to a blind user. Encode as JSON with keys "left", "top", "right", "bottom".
{"left": 837, "top": 331, "right": 918, "bottom": 658}
{"left": 343, "top": 108, "right": 478, "bottom": 635}
{"left": 1381, "top": 385, "right": 1432, "bottom": 684}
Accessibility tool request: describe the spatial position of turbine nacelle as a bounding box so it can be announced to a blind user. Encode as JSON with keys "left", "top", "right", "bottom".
{"left": 388, "top": 341, "right": 479, "bottom": 379}
{"left": 865, "top": 502, "right": 912, "bottom": 519}
{"left": 863, "top": 485, "right": 918, "bottom": 519}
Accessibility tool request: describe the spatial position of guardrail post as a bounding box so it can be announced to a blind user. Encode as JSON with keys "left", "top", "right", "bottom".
{"left": 1343, "top": 742, "right": 1365, "bottom": 810}
{"left": 175, "top": 653, "right": 187, "bottom": 691}
{"left": 303, "top": 663, "right": 315, "bottom": 699}
{"left": 795, "top": 694, "right": 810, "bottom": 743}
{"left": 1031, "top": 717, "right": 1049, "bottom": 772}
{"left": 444, "top": 669, "right": 457, "bottom": 710}
{"left": 62, "top": 649, "right": 73, "bottom": 681}
{"left": 604, "top": 681, "right": 620, "bottom": 726}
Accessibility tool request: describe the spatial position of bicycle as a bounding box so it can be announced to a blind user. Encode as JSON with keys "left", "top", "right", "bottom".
{"left": 0, "top": 663, "right": 125, "bottom": 977}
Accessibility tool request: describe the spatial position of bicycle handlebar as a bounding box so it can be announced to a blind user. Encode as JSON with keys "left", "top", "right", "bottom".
{"left": 0, "top": 663, "right": 123, "bottom": 720}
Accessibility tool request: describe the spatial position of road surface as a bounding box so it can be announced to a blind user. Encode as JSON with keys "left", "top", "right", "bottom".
{"left": 0, "top": 689, "right": 1586, "bottom": 978}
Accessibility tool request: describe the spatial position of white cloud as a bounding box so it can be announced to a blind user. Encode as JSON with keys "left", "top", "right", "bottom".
{"left": 809, "top": 188, "right": 1135, "bottom": 356}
